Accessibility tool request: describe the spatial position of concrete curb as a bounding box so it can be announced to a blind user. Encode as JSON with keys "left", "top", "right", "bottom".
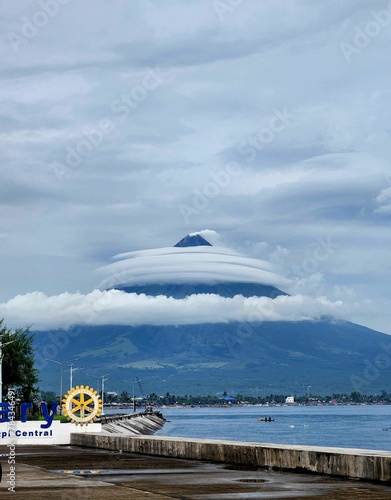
{"left": 70, "top": 433, "right": 391, "bottom": 483}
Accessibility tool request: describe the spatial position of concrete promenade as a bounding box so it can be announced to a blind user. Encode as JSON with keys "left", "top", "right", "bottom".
{"left": 71, "top": 433, "right": 391, "bottom": 483}
{"left": 1, "top": 444, "right": 391, "bottom": 499}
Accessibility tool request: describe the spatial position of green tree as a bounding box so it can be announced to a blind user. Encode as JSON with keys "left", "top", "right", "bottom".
{"left": 40, "top": 390, "right": 57, "bottom": 402}
{"left": 1, "top": 319, "right": 39, "bottom": 401}
{"left": 119, "top": 390, "right": 130, "bottom": 403}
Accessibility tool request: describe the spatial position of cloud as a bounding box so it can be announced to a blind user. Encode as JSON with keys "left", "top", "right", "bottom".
{"left": 1, "top": 0, "right": 391, "bottom": 336}
{"left": 189, "top": 229, "right": 221, "bottom": 245}
{"left": 97, "top": 244, "right": 289, "bottom": 290}
{"left": 374, "top": 187, "right": 391, "bottom": 215}
{"left": 0, "top": 289, "right": 350, "bottom": 331}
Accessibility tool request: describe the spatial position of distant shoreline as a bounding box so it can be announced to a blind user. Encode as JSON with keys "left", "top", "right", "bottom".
{"left": 104, "top": 401, "right": 391, "bottom": 411}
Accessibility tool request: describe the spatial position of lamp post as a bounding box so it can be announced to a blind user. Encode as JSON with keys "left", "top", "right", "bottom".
{"left": 0, "top": 337, "right": 16, "bottom": 404}
{"left": 44, "top": 358, "right": 66, "bottom": 415}
{"left": 124, "top": 379, "right": 137, "bottom": 413}
{"left": 100, "top": 375, "right": 109, "bottom": 416}
{"left": 86, "top": 373, "right": 108, "bottom": 415}
{"left": 68, "top": 364, "right": 82, "bottom": 390}
{"left": 85, "top": 373, "right": 100, "bottom": 394}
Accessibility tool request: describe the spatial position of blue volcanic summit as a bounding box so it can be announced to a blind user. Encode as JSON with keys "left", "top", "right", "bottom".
{"left": 174, "top": 233, "right": 212, "bottom": 247}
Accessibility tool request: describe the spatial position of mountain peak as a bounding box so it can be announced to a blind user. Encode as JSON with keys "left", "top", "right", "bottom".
{"left": 174, "top": 234, "right": 213, "bottom": 248}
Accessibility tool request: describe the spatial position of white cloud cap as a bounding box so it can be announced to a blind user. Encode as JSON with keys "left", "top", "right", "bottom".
{"left": 98, "top": 242, "right": 289, "bottom": 290}
{"left": 0, "top": 289, "right": 348, "bottom": 331}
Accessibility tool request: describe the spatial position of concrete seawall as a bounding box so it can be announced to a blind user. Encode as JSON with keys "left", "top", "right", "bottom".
{"left": 70, "top": 433, "right": 391, "bottom": 483}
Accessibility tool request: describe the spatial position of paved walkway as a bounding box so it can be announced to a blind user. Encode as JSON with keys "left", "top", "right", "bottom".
{"left": 1, "top": 445, "right": 391, "bottom": 499}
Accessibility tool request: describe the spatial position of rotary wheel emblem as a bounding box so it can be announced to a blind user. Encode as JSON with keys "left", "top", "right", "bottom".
{"left": 62, "top": 385, "right": 102, "bottom": 426}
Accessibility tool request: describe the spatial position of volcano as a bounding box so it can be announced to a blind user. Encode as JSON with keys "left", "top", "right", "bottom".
{"left": 33, "top": 234, "right": 391, "bottom": 397}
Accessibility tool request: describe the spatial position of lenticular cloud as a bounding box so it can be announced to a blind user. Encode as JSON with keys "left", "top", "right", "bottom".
{"left": 97, "top": 245, "right": 289, "bottom": 290}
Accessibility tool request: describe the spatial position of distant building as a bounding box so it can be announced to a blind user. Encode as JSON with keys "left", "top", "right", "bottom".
{"left": 285, "top": 396, "right": 295, "bottom": 404}
{"left": 221, "top": 397, "right": 237, "bottom": 404}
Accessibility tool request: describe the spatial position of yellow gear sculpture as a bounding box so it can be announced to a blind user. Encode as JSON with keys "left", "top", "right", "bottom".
{"left": 62, "top": 385, "right": 102, "bottom": 426}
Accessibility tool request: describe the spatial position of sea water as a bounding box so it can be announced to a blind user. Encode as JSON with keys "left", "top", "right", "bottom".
{"left": 152, "top": 405, "right": 391, "bottom": 451}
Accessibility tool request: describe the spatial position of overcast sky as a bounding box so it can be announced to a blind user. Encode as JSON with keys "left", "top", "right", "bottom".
{"left": 0, "top": 0, "right": 390, "bottom": 334}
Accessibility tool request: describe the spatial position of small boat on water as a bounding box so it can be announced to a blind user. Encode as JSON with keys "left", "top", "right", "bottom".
{"left": 258, "top": 417, "right": 274, "bottom": 422}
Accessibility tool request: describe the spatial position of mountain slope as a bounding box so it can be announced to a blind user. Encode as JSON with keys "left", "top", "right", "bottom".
{"left": 34, "top": 319, "right": 391, "bottom": 396}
